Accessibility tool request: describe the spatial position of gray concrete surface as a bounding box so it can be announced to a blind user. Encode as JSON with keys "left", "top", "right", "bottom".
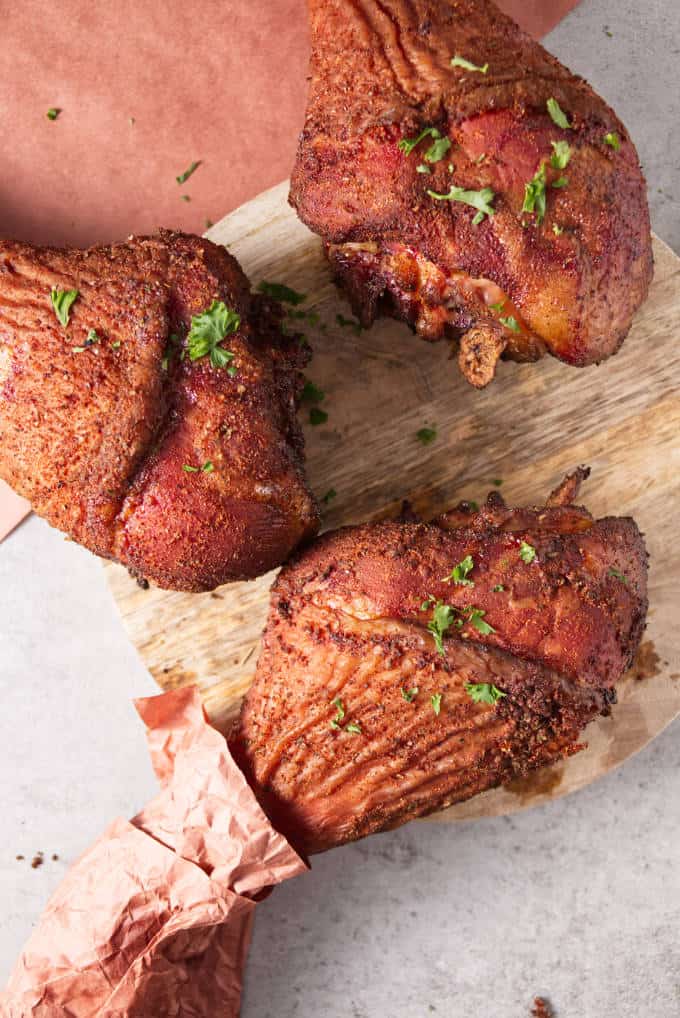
{"left": 1, "top": 1, "right": 679, "bottom": 1014}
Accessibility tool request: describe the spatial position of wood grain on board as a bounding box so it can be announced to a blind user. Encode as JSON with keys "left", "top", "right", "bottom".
{"left": 106, "top": 181, "right": 680, "bottom": 821}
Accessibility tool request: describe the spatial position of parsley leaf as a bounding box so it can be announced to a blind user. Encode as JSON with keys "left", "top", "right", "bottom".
{"left": 522, "top": 163, "right": 547, "bottom": 224}
{"left": 46, "top": 107, "right": 60, "bottom": 121}
{"left": 257, "top": 281, "right": 306, "bottom": 305}
{"left": 428, "top": 185, "right": 495, "bottom": 225}
{"left": 345, "top": 721, "right": 362, "bottom": 735}
{"left": 608, "top": 567, "right": 629, "bottom": 585}
{"left": 321, "top": 487, "right": 337, "bottom": 504}
{"left": 553, "top": 223, "right": 564, "bottom": 236}
{"left": 72, "top": 328, "right": 100, "bottom": 353}
{"left": 552, "top": 176, "right": 568, "bottom": 189}
{"left": 417, "top": 164, "right": 432, "bottom": 175}
{"left": 519, "top": 540, "right": 536, "bottom": 564}
{"left": 330, "top": 697, "right": 345, "bottom": 729}
{"left": 465, "top": 682, "right": 506, "bottom": 705}
{"left": 492, "top": 478, "right": 503, "bottom": 486}
{"left": 50, "top": 288, "right": 79, "bottom": 328}
{"left": 398, "top": 126, "right": 441, "bottom": 156}
{"left": 187, "top": 300, "right": 240, "bottom": 370}
{"left": 201, "top": 461, "right": 214, "bottom": 473}
{"left": 427, "top": 601, "right": 456, "bottom": 655}
{"left": 547, "top": 98, "right": 571, "bottom": 129}
{"left": 402, "top": 687, "right": 419, "bottom": 702}
{"left": 499, "top": 315, "right": 520, "bottom": 332}
{"left": 492, "top": 584, "right": 505, "bottom": 592}
{"left": 442, "top": 554, "right": 474, "bottom": 586}
{"left": 450, "top": 55, "right": 489, "bottom": 74}
{"left": 309, "top": 406, "right": 328, "bottom": 426}
{"left": 466, "top": 608, "right": 495, "bottom": 635}
{"left": 301, "top": 379, "right": 325, "bottom": 404}
{"left": 336, "top": 312, "right": 363, "bottom": 335}
{"left": 176, "top": 161, "right": 201, "bottom": 184}
{"left": 550, "top": 140, "right": 572, "bottom": 170}
{"left": 604, "top": 132, "right": 621, "bottom": 151}
{"left": 416, "top": 427, "right": 437, "bottom": 445}
{"left": 183, "top": 464, "right": 199, "bottom": 473}
{"left": 424, "top": 136, "right": 452, "bottom": 163}
{"left": 489, "top": 300, "right": 506, "bottom": 314}
{"left": 431, "top": 693, "right": 443, "bottom": 716}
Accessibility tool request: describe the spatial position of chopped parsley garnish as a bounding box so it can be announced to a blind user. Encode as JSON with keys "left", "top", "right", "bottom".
{"left": 522, "top": 163, "right": 547, "bottom": 225}
{"left": 50, "top": 288, "right": 79, "bottom": 328}
{"left": 550, "top": 140, "right": 572, "bottom": 170}
{"left": 431, "top": 693, "right": 442, "bottom": 716}
{"left": 425, "top": 600, "right": 456, "bottom": 655}
{"left": 345, "top": 721, "right": 362, "bottom": 735}
{"left": 553, "top": 223, "right": 564, "bottom": 236}
{"left": 176, "top": 161, "right": 201, "bottom": 184}
{"left": 465, "top": 682, "right": 506, "bottom": 705}
{"left": 183, "top": 464, "right": 199, "bottom": 473}
{"left": 336, "top": 312, "right": 363, "bottom": 335}
{"left": 330, "top": 697, "right": 345, "bottom": 730}
{"left": 111, "top": 340, "right": 121, "bottom": 349}
{"left": 492, "top": 584, "right": 505, "bottom": 592}
{"left": 604, "top": 132, "right": 621, "bottom": 151}
{"left": 201, "top": 460, "right": 215, "bottom": 473}
{"left": 450, "top": 55, "right": 489, "bottom": 74}
{"left": 257, "top": 281, "right": 306, "bottom": 305}
{"left": 519, "top": 540, "right": 536, "bottom": 564}
{"left": 183, "top": 461, "right": 214, "bottom": 474}
{"left": 398, "top": 126, "right": 441, "bottom": 157}
{"left": 552, "top": 176, "right": 568, "bottom": 189}
{"left": 547, "top": 98, "right": 571, "bottom": 129}
{"left": 301, "top": 379, "right": 325, "bottom": 404}
{"left": 416, "top": 427, "right": 437, "bottom": 445}
{"left": 492, "top": 478, "right": 503, "bottom": 486}
{"left": 309, "top": 406, "right": 328, "bottom": 426}
{"left": 322, "top": 487, "right": 337, "bottom": 504}
{"left": 187, "top": 300, "right": 240, "bottom": 370}
{"left": 499, "top": 315, "right": 520, "bottom": 332}
{"left": 442, "top": 554, "right": 474, "bottom": 586}
{"left": 417, "top": 164, "right": 432, "bottom": 175}
{"left": 489, "top": 300, "right": 506, "bottom": 314}
{"left": 608, "top": 567, "right": 629, "bottom": 585}
{"left": 402, "top": 687, "right": 419, "bottom": 702}
{"left": 427, "top": 185, "right": 495, "bottom": 225}
{"left": 46, "top": 108, "right": 60, "bottom": 121}
{"left": 424, "top": 136, "right": 452, "bottom": 163}
{"left": 467, "top": 500, "right": 479, "bottom": 512}
{"left": 72, "top": 328, "right": 100, "bottom": 353}
{"left": 467, "top": 608, "right": 495, "bottom": 635}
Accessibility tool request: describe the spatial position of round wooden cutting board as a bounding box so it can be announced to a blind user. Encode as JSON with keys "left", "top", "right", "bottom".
{"left": 106, "top": 181, "right": 680, "bottom": 822}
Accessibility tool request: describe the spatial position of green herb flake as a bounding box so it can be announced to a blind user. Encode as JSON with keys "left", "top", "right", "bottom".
{"left": 46, "top": 107, "right": 60, "bottom": 121}
{"left": 450, "top": 55, "right": 489, "bottom": 74}
{"left": 492, "top": 478, "right": 503, "bottom": 486}
{"left": 553, "top": 223, "right": 564, "bottom": 236}
{"left": 309, "top": 406, "right": 328, "bottom": 426}
{"left": 547, "top": 98, "right": 571, "bottom": 129}
{"left": 431, "top": 693, "right": 443, "bottom": 716}
{"left": 187, "top": 300, "right": 240, "bottom": 370}
{"left": 466, "top": 608, "right": 495, "bottom": 635}
{"left": 301, "top": 379, "right": 325, "bottom": 404}
{"left": 111, "top": 340, "right": 121, "bottom": 349}
{"left": 427, "top": 601, "right": 456, "bottom": 655}
{"left": 465, "top": 682, "right": 506, "bottom": 705}
{"left": 427, "top": 185, "right": 495, "bottom": 225}
{"left": 489, "top": 300, "right": 506, "bottom": 313}
{"left": 72, "top": 328, "right": 100, "bottom": 353}
{"left": 499, "top": 315, "right": 520, "bottom": 333}
{"left": 336, "top": 312, "right": 363, "bottom": 335}
{"left": 604, "top": 132, "right": 621, "bottom": 151}
{"left": 176, "top": 161, "right": 201, "bottom": 185}
{"left": 401, "top": 687, "right": 419, "bottom": 702}
{"left": 416, "top": 427, "right": 437, "bottom": 446}
{"left": 492, "top": 584, "right": 505, "bottom": 592}
{"left": 322, "top": 487, "right": 337, "bottom": 504}
{"left": 519, "top": 540, "right": 537, "bottom": 564}
{"left": 550, "top": 140, "right": 572, "bottom": 170}
{"left": 522, "top": 162, "right": 547, "bottom": 224}
{"left": 398, "top": 126, "right": 441, "bottom": 157}
{"left": 345, "top": 721, "right": 362, "bottom": 735}
{"left": 257, "top": 280, "right": 307, "bottom": 305}
{"left": 424, "top": 136, "right": 452, "bottom": 164}
{"left": 416, "top": 163, "right": 432, "bottom": 175}
{"left": 442, "top": 554, "right": 474, "bottom": 587}
{"left": 330, "top": 697, "right": 345, "bottom": 730}
{"left": 608, "top": 567, "right": 629, "bottom": 585}
{"left": 183, "top": 464, "right": 199, "bottom": 473}
{"left": 180, "top": 194, "right": 191, "bottom": 202}
{"left": 475, "top": 152, "right": 487, "bottom": 164}
{"left": 201, "top": 460, "right": 214, "bottom": 473}
{"left": 50, "top": 288, "right": 79, "bottom": 328}
{"left": 552, "top": 176, "right": 568, "bottom": 189}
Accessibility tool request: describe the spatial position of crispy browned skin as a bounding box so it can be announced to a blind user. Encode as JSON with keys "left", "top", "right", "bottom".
{"left": 290, "top": 0, "right": 653, "bottom": 387}
{"left": 0, "top": 231, "right": 319, "bottom": 590}
{"left": 232, "top": 470, "right": 648, "bottom": 854}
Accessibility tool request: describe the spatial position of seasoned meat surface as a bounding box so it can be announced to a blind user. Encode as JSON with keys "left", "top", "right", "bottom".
{"left": 0, "top": 231, "right": 319, "bottom": 590}
{"left": 290, "top": 0, "right": 653, "bottom": 387}
{"left": 232, "top": 471, "right": 648, "bottom": 854}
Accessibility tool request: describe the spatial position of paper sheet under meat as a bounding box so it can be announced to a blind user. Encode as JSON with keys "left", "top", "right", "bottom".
{"left": 0, "top": 686, "right": 306, "bottom": 1017}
